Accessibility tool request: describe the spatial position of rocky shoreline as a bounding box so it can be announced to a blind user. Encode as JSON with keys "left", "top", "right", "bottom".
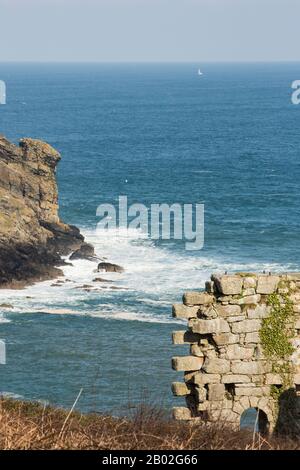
{"left": 0, "top": 135, "right": 95, "bottom": 289}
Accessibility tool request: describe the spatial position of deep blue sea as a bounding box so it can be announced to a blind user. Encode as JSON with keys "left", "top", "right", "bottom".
{"left": 0, "top": 63, "right": 300, "bottom": 417}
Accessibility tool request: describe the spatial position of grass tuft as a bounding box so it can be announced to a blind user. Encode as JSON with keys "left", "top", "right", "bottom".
{"left": 0, "top": 398, "right": 299, "bottom": 450}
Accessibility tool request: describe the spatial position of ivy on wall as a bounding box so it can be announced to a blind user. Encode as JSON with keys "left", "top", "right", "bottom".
{"left": 259, "top": 292, "right": 295, "bottom": 403}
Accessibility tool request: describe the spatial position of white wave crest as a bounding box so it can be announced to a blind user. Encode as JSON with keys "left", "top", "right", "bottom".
{"left": 0, "top": 226, "right": 297, "bottom": 325}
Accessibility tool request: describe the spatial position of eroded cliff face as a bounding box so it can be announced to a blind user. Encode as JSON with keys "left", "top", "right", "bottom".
{"left": 0, "top": 135, "right": 87, "bottom": 288}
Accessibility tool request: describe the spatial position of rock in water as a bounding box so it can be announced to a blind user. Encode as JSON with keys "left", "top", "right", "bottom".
{"left": 69, "top": 242, "right": 96, "bottom": 261}
{"left": 93, "top": 277, "right": 114, "bottom": 283}
{"left": 0, "top": 135, "right": 91, "bottom": 288}
{"left": 97, "top": 262, "right": 124, "bottom": 273}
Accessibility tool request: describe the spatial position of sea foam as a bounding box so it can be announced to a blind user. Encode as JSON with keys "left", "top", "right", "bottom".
{"left": 0, "top": 226, "right": 296, "bottom": 325}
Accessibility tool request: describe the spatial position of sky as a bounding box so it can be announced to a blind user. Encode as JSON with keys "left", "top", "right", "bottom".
{"left": 0, "top": 0, "right": 299, "bottom": 62}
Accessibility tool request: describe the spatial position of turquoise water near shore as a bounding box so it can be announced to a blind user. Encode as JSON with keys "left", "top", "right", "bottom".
{"left": 0, "top": 63, "right": 300, "bottom": 414}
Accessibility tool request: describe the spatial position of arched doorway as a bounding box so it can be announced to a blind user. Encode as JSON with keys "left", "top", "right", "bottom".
{"left": 240, "top": 407, "right": 269, "bottom": 435}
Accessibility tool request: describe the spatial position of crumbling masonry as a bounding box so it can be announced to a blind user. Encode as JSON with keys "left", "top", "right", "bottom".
{"left": 172, "top": 273, "right": 300, "bottom": 433}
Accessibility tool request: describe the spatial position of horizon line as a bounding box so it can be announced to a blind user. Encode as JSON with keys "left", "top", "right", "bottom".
{"left": 0, "top": 60, "right": 300, "bottom": 65}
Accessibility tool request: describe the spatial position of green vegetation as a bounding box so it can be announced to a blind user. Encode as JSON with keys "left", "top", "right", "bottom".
{"left": 260, "top": 293, "right": 294, "bottom": 358}
{"left": 259, "top": 293, "right": 295, "bottom": 404}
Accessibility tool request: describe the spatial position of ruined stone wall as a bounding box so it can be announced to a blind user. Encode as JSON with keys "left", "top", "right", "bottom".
{"left": 172, "top": 273, "right": 300, "bottom": 433}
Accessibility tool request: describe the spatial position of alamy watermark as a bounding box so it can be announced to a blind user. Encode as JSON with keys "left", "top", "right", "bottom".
{"left": 0, "top": 340, "right": 6, "bottom": 365}
{"left": 0, "top": 80, "right": 6, "bottom": 105}
{"left": 291, "top": 80, "right": 300, "bottom": 105}
{"left": 96, "top": 196, "right": 204, "bottom": 251}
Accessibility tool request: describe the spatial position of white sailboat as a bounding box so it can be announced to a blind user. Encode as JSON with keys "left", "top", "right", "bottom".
{"left": 198, "top": 68, "right": 203, "bottom": 76}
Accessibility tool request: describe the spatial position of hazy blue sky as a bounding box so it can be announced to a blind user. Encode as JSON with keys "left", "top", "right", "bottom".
{"left": 0, "top": 0, "right": 299, "bottom": 62}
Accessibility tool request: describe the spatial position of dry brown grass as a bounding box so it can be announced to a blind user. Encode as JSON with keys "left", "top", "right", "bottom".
{"left": 0, "top": 398, "right": 299, "bottom": 450}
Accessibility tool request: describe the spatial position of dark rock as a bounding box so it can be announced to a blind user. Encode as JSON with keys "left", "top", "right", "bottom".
{"left": 0, "top": 303, "right": 13, "bottom": 309}
{"left": 75, "top": 284, "right": 93, "bottom": 289}
{"left": 0, "top": 136, "right": 94, "bottom": 288}
{"left": 93, "top": 277, "right": 114, "bottom": 283}
{"left": 41, "top": 221, "right": 84, "bottom": 257}
{"left": 109, "top": 286, "right": 128, "bottom": 290}
{"left": 69, "top": 243, "right": 96, "bottom": 261}
{"left": 97, "top": 262, "right": 124, "bottom": 273}
{"left": 0, "top": 242, "right": 62, "bottom": 289}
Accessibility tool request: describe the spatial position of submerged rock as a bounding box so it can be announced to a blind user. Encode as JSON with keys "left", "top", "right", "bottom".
{"left": 75, "top": 284, "right": 93, "bottom": 290}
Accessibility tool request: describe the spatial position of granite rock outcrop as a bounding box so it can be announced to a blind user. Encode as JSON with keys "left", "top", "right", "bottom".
{"left": 0, "top": 135, "right": 93, "bottom": 288}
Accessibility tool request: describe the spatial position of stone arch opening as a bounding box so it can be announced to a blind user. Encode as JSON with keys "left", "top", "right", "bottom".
{"left": 240, "top": 407, "right": 269, "bottom": 435}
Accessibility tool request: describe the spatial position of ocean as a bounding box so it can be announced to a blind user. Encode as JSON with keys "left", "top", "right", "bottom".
{"left": 0, "top": 63, "right": 300, "bottom": 417}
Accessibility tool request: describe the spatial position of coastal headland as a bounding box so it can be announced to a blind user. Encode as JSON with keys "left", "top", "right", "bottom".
{"left": 0, "top": 135, "right": 94, "bottom": 289}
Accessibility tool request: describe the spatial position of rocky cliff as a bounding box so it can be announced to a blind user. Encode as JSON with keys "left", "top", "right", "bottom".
{"left": 0, "top": 135, "right": 91, "bottom": 288}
